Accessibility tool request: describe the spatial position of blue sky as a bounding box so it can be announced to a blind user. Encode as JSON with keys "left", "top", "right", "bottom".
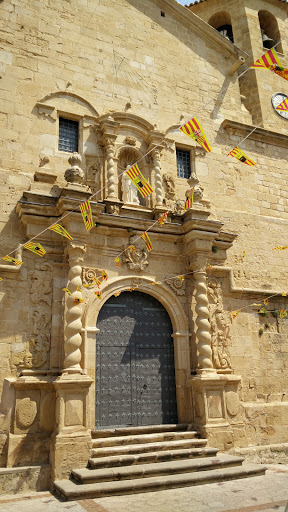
{"left": 176, "top": 0, "right": 196, "bottom": 5}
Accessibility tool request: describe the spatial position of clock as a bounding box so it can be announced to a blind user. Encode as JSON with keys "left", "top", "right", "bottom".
{"left": 271, "top": 92, "right": 288, "bottom": 119}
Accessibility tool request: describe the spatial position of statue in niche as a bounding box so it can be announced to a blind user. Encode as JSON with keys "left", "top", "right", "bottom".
{"left": 122, "top": 166, "right": 140, "bottom": 205}
{"left": 208, "top": 279, "right": 232, "bottom": 370}
{"left": 163, "top": 173, "right": 176, "bottom": 200}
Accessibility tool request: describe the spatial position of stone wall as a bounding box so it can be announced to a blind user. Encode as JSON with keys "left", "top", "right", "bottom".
{"left": 0, "top": 0, "right": 288, "bottom": 476}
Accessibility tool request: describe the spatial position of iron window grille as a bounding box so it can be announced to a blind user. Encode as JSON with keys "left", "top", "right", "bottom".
{"left": 176, "top": 148, "right": 191, "bottom": 179}
{"left": 58, "top": 117, "right": 79, "bottom": 153}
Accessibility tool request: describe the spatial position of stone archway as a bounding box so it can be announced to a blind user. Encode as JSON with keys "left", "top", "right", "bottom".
{"left": 82, "top": 276, "right": 192, "bottom": 428}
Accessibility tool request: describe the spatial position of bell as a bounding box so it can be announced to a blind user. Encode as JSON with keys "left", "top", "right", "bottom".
{"left": 261, "top": 30, "right": 275, "bottom": 49}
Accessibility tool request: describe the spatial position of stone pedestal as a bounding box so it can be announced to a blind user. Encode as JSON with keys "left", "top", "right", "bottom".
{"left": 189, "top": 373, "right": 241, "bottom": 450}
{"left": 50, "top": 374, "right": 93, "bottom": 481}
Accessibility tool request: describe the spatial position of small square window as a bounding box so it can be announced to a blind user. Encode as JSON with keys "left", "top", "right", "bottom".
{"left": 176, "top": 149, "right": 191, "bottom": 179}
{"left": 58, "top": 117, "right": 79, "bottom": 153}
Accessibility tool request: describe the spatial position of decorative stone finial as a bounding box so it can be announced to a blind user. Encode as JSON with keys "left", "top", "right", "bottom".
{"left": 64, "top": 153, "right": 84, "bottom": 185}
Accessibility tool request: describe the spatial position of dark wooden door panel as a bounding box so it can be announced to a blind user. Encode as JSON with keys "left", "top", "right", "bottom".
{"left": 96, "top": 292, "right": 177, "bottom": 428}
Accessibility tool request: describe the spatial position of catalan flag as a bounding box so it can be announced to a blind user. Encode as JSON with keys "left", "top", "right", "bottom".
{"left": 113, "top": 258, "right": 120, "bottom": 267}
{"left": 2, "top": 255, "right": 23, "bottom": 266}
{"left": 259, "top": 307, "right": 268, "bottom": 315}
{"left": 272, "top": 66, "right": 288, "bottom": 81}
{"left": 49, "top": 224, "right": 73, "bottom": 240}
{"left": 235, "top": 251, "right": 246, "bottom": 262}
{"left": 264, "top": 298, "right": 269, "bottom": 306}
{"left": 231, "top": 309, "right": 241, "bottom": 320}
{"left": 62, "top": 288, "right": 71, "bottom": 295}
{"left": 24, "top": 241, "right": 46, "bottom": 257}
{"left": 74, "top": 297, "right": 84, "bottom": 305}
{"left": 184, "top": 187, "right": 195, "bottom": 210}
{"left": 157, "top": 212, "right": 168, "bottom": 226}
{"left": 141, "top": 232, "right": 153, "bottom": 251}
{"left": 251, "top": 48, "right": 281, "bottom": 69}
{"left": 80, "top": 200, "right": 93, "bottom": 231}
{"left": 114, "top": 291, "right": 122, "bottom": 297}
{"left": 100, "top": 269, "right": 108, "bottom": 282}
{"left": 95, "top": 291, "right": 102, "bottom": 299}
{"left": 273, "top": 245, "right": 288, "bottom": 250}
{"left": 125, "top": 164, "right": 154, "bottom": 198}
{"left": 129, "top": 245, "right": 136, "bottom": 253}
{"left": 92, "top": 277, "right": 102, "bottom": 288}
{"left": 228, "top": 146, "right": 256, "bottom": 166}
{"left": 280, "top": 309, "right": 287, "bottom": 318}
{"left": 180, "top": 117, "right": 212, "bottom": 153}
{"left": 276, "top": 98, "right": 288, "bottom": 111}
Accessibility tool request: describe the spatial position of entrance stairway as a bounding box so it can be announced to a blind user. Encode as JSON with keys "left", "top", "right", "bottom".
{"left": 54, "top": 424, "right": 266, "bottom": 500}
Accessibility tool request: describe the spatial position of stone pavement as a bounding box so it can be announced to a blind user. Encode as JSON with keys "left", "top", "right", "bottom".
{"left": 0, "top": 465, "right": 288, "bottom": 512}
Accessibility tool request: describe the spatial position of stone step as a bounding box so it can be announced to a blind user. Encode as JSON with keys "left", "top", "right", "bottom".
{"left": 91, "top": 438, "right": 208, "bottom": 458}
{"left": 92, "top": 430, "right": 199, "bottom": 448}
{"left": 88, "top": 446, "right": 219, "bottom": 469}
{"left": 74, "top": 455, "right": 245, "bottom": 484}
{"left": 92, "top": 424, "right": 189, "bottom": 438}
{"left": 54, "top": 464, "right": 267, "bottom": 501}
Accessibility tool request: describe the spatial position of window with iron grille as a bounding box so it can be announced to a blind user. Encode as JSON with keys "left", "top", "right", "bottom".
{"left": 176, "top": 148, "right": 191, "bottom": 179}
{"left": 58, "top": 117, "right": 79, "bottom": 153}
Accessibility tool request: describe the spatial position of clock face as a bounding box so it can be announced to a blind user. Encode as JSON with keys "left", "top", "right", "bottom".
{"left": 271, "top": 92, "right": 288, "bottom": 119}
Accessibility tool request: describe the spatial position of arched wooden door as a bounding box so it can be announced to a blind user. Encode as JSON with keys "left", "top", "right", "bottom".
{"left": 95, "top": 291, "right": 178, "bottom": 428}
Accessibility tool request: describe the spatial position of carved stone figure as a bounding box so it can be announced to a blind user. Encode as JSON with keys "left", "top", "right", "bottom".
{"left": 208, "top": 279, "right": 232, "bottom": 370}
{"left": 123, "top": 235, "right": 149, "bottom": 271}
{"left": 64, "top": 153, "right": 85, "bottom": 185}
{"left": 163, "top": 173, "right": 176, "bottom": 200}
{"left": 122, "top": 168, "right": 140, "bottom": 205}
{"left": 186, "top": 172, "right": 204, "bottom": 204}
{"left": 124, "top": 136, "right": 137, "bottom": 146}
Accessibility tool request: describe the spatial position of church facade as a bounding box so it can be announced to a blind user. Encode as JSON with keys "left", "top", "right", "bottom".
{"left": 0, "top": 0, "right": 288, "bottom": 491}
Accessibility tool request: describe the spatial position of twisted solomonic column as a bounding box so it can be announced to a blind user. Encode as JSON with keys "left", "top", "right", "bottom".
{"left": 105, "top": 138, "right": 116, "bottom": 199}
{"left": 194, "top": 270, "right": 215, "bottom": 373}
{"left": 152, "top": 149, "right": 163, "bottom": 207}
{"left": 63, "top": 244, "right": 86, "bottom": 372}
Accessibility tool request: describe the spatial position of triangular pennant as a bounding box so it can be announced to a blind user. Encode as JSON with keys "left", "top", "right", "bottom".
{"left": 49, "top": 224, "right": 73, "bottom": 240}
{"left": 80, "top": 200, "right": 93, "bottom": 231}
{"left": 114, "top": 291, "right": 122, "bottom": 297}
{"left": 125, "top": 164, "right": 154, "bottom": 198}
{"left": 157, "top": 212, "right": 168, "bottom": 226}
{"left": 264, "top": 298, "right": 269, "bottom": 306}
{"left": 74, "top": 297, "right": 84, "bottom": 305}
{"left": 95, "top": 291, "right": 102, "bottom": 299}
{"left": 231, "top": 309, "right": 241, "bottom": 319}
{"left": 100, "top": 269, "right": 108, "bottom": 282}
{"left": 228, "top": 146, "right": 256, "bottom": 166}
{"left": 24, "top": 241, "right": 46, "bottom": 257}
{"left": 180, "top": 117, "right": 212, "bottom": 153}
{"left": 113, "top": 258, "right": 120, "bottom": 267}
{"left": 273, "top": 245, "right": 288, "bottom": 250}
{"left": 276, "top": 98, "right": 288, "bottom": 111}
{"left": 272, "top": 66, "right": 288, "bottom": 81}
{"left": 280, "top": 309, "right": 287, "bottom": 319}
{"left": 184, "top": 187, "right": 195, "bottom": 210}
{"left": 62, "top": 288, "right": 71, "bottom": 295}
{"left": 141, "top": 232, "right": 153, "bottom": 251}
{"left": 2, "top": 255, "right": 23, "bottom": 266}
{"left": 251, "top": 48, "right": 282, "bottom": 69}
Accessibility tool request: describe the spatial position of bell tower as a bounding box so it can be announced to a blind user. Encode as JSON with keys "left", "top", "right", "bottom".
{"left": 188, "top": 0, "right": 288, "bottom": 131}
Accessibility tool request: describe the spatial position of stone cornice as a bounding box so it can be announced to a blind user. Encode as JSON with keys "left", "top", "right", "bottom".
{"left": 222, "top": 119, "right": 288, "bottom": 148}
{"left": 155, "top": 0, "right": 248, "bottom": 59}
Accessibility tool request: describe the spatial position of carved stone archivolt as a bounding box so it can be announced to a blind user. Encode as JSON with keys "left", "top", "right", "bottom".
{"left": 208, "top": 278, "right": 232, "bottom": 371}
{"left": 123, "top": 235, "right": 149, "bottom": 271}
{"left": 165, "top": 275, "right": 185, "bottom": 295}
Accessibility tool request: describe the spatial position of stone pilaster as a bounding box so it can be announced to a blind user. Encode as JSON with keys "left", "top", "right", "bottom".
{"left": 194, "top": 270, "right": 215, "bottom": 373}
{"left": 63, "top": 243, "right": 86, "bottom": 373}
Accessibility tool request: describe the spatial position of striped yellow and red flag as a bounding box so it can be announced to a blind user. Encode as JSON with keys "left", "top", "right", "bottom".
{"left": 62, "top": 288, "right": 72, "bottom": 295}
{"left": 24, "top": 241, "right": 46, "bottom": 257}
{"left": 280, "top": 309, "right": 287, "bottom": 319}
{"left": 184, "top": 187, "right": 195, "bottom": 210}
{"left": 180, "top": 117, "right": 212, "bottom": 153}
{"left": 114, "top": 291, "right": 122, "bottom": 297}
{"left": 141, "top": 232, "right": 153, "bottom": 251}
{"left": 2, "top": 255, "right": 23, "bottom": 266}
{"left": 272, "top": 66, "right": 288, "bottom": 81}
{"left": 231, "top": 309, "right": 241, "bottom": 320}
{"left": 92, "top": 277, "right": 102, "bottom": 287}
{"left": 125, "top": 164, "right": 153, "bottom": 198}
{"left": 100, "top": 269, "right": 108, "bottom": 282}
{"left": 276, "top": 97, "right": 288, "bottom": 111}
{"left": 264, "top": 298, "right": 269, "bottom": 306}
{"left": 80, "top": 200, "right": 93, "bottom": 231}
{"left": 228, "top": 146, "right": 256, "bottom": 166}
{"left": 74, "top": 297, "right": 84, "bottom": 305}
{"left": 95, "top": 291, "right": 102, "bottom": 299}
{"left": 251, "top": 48, "right": 282, "bottom": 69}
{"left": 113, "top": 258, "right": 120, "bottom": 267}
{"left": 49, "top": 224, "right": 73, "bottom": 240}
{"left": 272, "top": 245, "right": 288, "bottom": 250}
{"left": 157, "top": 212, "right": 168, "bottom": 226}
